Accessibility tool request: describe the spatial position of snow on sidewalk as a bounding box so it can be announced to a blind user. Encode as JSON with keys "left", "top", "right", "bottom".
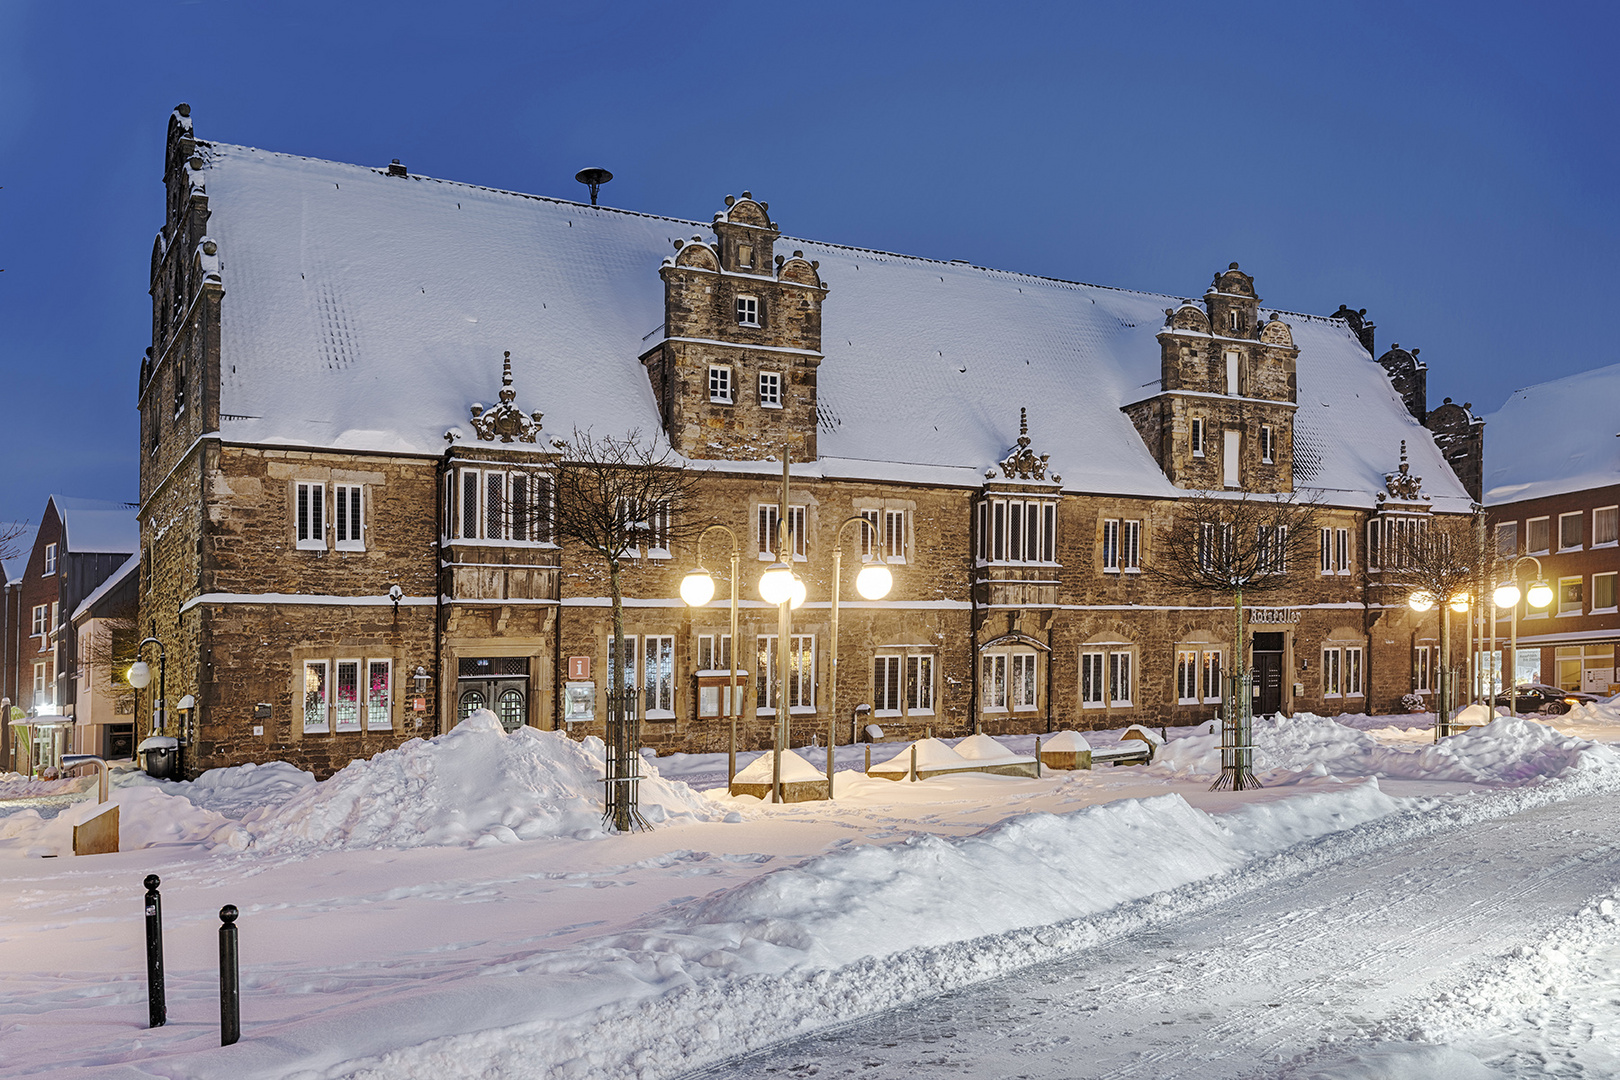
{"left": 2, "top": 711, "right": 1618, "bottom": 1079}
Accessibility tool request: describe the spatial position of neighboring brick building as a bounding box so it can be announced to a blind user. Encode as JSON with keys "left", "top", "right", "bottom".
{"left": 1, "top": 497, "right": 138, "bottom": 773}
{"left": 1484, "top": 364, "right": 1620, "bottom": 696}
{"left": 137, "top": 105, "right": 1481, "bottom": 778}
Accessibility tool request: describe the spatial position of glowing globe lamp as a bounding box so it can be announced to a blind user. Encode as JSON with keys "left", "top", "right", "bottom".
{"left": 1408, "top": 591, "right": 1435, "bottom": 613}
{"left": 788, "top": 576, "right": 807, "bottom": 610}
{"left": 680, "top": 569, "right": 716, "bottom": 607}
{"left": 1449, "top": 592, "right": 1470, "bottom": 613}
{"left": 1493, "top": 583, "right": 1521, "bottom": 609}
{"left": 855, "top": 561, "right": 893, "bottom": 600}
{"left": 1526, "top": 580, "right": 1554, "bottom": 609}
{"left": 759, "top": 562, "right": 795, "bottom": 606}
{"left": 127, "top": 660, "right": 153, "bottom": 689}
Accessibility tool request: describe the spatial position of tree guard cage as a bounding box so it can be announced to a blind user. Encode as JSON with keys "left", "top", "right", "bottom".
{"left": 603, "top": 684, "right": 648, "bottom": 832}
{"left": 1212, "top": 669, "right": 1258, "bottom": 791}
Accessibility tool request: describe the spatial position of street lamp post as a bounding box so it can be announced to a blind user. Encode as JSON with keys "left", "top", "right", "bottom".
{"left": 756, "top": 455, "right": 806, "bottom": 804}
{"left": 126, "top": 634, "right": 168, "bottom": 740}
{"left": 1492, "top": 555, "right": 1554, "bottom": 717}
{"left": 827, "top": 515, "right": 892, "bottom": 795}
{"left": 1408, "top": 589, "right": 1472, "bottom": 740}
{"left": 681, "top": 523, "right": 742, "bottom": 786}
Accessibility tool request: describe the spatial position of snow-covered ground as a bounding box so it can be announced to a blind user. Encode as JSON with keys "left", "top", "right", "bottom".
{"left": 2, "top": 704, "right": 1618, "bottom": 1079}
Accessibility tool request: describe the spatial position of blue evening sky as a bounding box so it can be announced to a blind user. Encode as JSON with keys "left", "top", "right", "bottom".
{"left": 1, "top": 0, "right": 1615, "bottom": 521}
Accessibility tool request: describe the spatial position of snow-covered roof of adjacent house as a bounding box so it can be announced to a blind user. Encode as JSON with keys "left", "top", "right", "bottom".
{"left": 49, "top": 496, "right": 140, "bottom": 555}
{"left": 195, "top": 141, "right": 1472, "bottom": 511}
{"left": 71, "top": 551, "right": 141, "bottom": 624}
{"left": 1482, "top": 363, "right": 1620, "bottom": 505}
{"left": 3, "top": 523, "right": 37, "bottom": 586}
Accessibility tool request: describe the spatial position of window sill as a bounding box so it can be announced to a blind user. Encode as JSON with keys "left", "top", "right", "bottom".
{"left": 295, "top": 542, "right": 327, "bottom": 552}
{"left": 873, "top": 709, "right": 903, "bottom": 718}
{"left": 335, "top": 543, "right": 365, "bottom": 553}
{"left": 1594, "top": 541, "right": 1619, "bottom": 550}
{"left": 1559, "top": 547, "right": 1584, "bottom": 554}
{"left": 760, "top": 402, "right": 783, "bottom": 410}
{"left": 1012, "top": 705, "right": 1038, "bottom": 713}
{"left": 709, "top": 397, "right": 734, "bottom": 406}
{"left": 646, "top": 710, "right": 677, "bottom": 721}
{"left": 908, "top": 708, "right": 936, "bottom": 717}
{"left": 737, "top": 321, "right": 761, "bottom": 329}
{"left": 1110, "top": 701, "right": 1134, "bottom": 709}
{"left": 1081, "top": 702, "right": 1106, "bottom": 709}
{"left": 1591, "top": 606, "right": 1619, "bottom": 615}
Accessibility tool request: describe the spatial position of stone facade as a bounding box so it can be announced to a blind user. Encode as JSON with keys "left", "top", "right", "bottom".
{"left": 135, "top": 109, "right": 1486, "bottom": 779}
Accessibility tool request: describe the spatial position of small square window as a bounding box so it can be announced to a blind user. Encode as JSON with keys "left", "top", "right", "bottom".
{"left": 759, "top": 371, "right": 782, "bottom": 408}
{"left": 708, "top": 365, "right": 733, "bottom": 404}
{"left": 736, "top": 296, "right": 759, "bottom": 327}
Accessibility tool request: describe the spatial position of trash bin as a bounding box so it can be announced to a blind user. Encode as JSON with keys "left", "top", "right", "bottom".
{"left": 136, "top": 735, "right": 180, "bottom": 780}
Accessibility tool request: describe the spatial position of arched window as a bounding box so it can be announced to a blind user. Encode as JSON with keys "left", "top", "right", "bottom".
{"left": 458, "top": 689, "right": 485, "bottom": 720}
{"left": 498, "top": 688, "right": 526, "bottom": 732}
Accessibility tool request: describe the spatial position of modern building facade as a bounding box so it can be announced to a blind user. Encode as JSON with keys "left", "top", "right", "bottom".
{"left": 137, "top": 105, "right": 1480, "bottom": 778}
{"left": 1484, "top": 364, "right": 1620, "bottom": 695}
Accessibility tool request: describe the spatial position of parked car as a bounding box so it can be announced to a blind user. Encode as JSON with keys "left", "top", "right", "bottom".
{"left": 1490, "top": 684, "right": 1601, "bottom": 715}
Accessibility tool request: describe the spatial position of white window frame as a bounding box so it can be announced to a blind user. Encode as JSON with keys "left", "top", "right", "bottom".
{"left": 1495, "top": 521, "right": 1519, "bottom": 558}
{"left": 883, "top": 509, "right": 907, "bottom": 563}
{"left": 1345, "top": 646, "right": 1363, "bottom": 697}
{"left": 296, "top": 481, "right": 326, "bottom": 550}
{"left": 1224, "top": 350, "right": 1239, "bottom": 395}
{"left": 874, "top": 654, "right": 902, "bottom": 715}
{"left": 1557, "top": 576, "right": 1584, "bottom": 617}
{"left": 1335, "top": 528, "right": 1349, "bottom": 574}
{"left": 1594, "top": 506, "right": 1619, "bottom": 548}
{"left": 758, "top": 504, "right": 807, "bottom": 560}
{"left": 757, "top": 634, "right": 814, "bottom": 714}
{"left": 618, "top": 497, "right": 672, "bottom": 558}
{"left": 334, "top": 484, "right": 364, "bottom": 551}
{"left": 1593, "top": 571, "right": 1619, "bottom": 614}
{"left": 1260, "top": 425, "right": 1274, "bottom": 464}
{"left": 1011, "top": 652, "right": 1038, "bottom": 712}
{"left": 736, "top": 295, "right": 760, "bottom": 327}
{"left": 981, "top": 653, "right": 1007, "bottom": 712}
{"left": 43, "top": 542, "right": 57, "bottom": 576}
{"left": 1413, "top": 645, "right": 1435, "bottom": 694}
{"left": 1176, "top": 649, "right": 1199, "bottom": 704}
{"left": 697, "top": 634, "right": 733, "bottom": 673}
{"left": 642, "top": 635, "right": 676, "bottom": 718}
{"left": 32, "top": 660, "right": 49, "bottom": 704}
{"left": 977, "top": 497, "right": 1056, "bottom": 564}
{"left": 1191, "top": 416, "right": 1205, "bottom": 457}
{"left": 1559, "top": 511, "right": 1584, "bottom": 552}
{"left": 31, "top": 604, "right": 47, "bottom": 637}
{"left": 758, "top": 370, "right": 782, "bottom": 408}
{"left": 708, "top": 364, "right": 733, "bottom": 404}
{"left": 366, "top": 659, "right": 393, "bottom": 731}
{"left": 1526, "top": 516, "right": 1551, "bottom": 555}
{"left": 303, "top": 659, "right": 330, "bottom": 733}
{"left": 1120, "top": 519, "right": 1140, "bottom": 572}
{"left": 1202, "top": 649, "right": 1223, "bottom": 703}
{"left": 607, "top": 634, "right": 639, "bottom": 699}
{"left": 1108, "top": 651, "right": 1133, "bottom": 707}
{"left": 1223, "top": 429, "right": 1241, "bottom": 488}
{"left": 1102, "top": 519, "right": 1120, "bottom": 572}
{"left": 907, "top": 654, "right": 935, "bottom": 714}
{"left": 1322, "top": 647, "right": 1343, "bottom": 698}
{"left": 334, "top": 658, "right": 362, "bottom": 732}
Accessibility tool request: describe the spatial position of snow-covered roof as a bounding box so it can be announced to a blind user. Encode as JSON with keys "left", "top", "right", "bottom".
{"left": 71, "top": 551, "right": 140, "bottom": 624}
{"left": 1482, "top": 363, "right": 1620, "bottom": 505}
{"left": 3, "top": 523, "right": 38, "bottom": 586}
{"left": 197, "top": 142, "right": 1471, "bottom": 510}
{"left": 49, "top": 497, "right": 139, "bottom": 555}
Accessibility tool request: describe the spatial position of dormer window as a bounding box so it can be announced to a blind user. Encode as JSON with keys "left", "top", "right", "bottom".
{"left": 708, "top": 364, "right": 733, "bottom": 404}
{"left": 737, "top": 244, "right": 754, "bottom": 270}
{"left": 736, "top": 296, "right": 759, "bottom": 327}
{"left": 1228, "top": 309, "right": 1240, "bottom": 332}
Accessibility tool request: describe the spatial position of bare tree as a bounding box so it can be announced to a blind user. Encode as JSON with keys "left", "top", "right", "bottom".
{"left": 551, "top": 429, "right": 703, "bottom": 831}
{"left": 1148, "top": 490, "right": 1323, "bottom": 790}
{"left": 1385, "top": 510, "right": 1495, "bottom": 737}
{"left": 0, "top": 520, "right": 28, "bottom": 565}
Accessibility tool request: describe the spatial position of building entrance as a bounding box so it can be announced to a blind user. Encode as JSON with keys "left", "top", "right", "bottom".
{"left": 456, "top": 657, "right": 531, "bottom": 732}
{"left": 1252, "top": 632, "right": 1285, "bottom": 716}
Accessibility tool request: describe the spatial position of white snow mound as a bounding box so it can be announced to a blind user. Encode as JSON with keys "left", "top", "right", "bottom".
{"left": 0, "top": 786, "right": 248, "bottom": 858}
{"left": 1155, "top": 713, "right": 1620, "bottom": 785}
{"left": 245, "top": 710, "right": 717, "bottom": 850}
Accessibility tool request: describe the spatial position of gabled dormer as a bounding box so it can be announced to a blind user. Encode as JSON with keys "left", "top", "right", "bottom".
{"left": 1122, "top": 263, "right": 1298, "bottom": 493}
{"left": 640, "top": 193, "right": 829, "bottom": 462}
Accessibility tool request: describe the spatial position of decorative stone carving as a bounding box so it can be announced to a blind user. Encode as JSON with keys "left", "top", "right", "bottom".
{"left": 1381, "top": 440, "right": 1425, "bottom": 501}
{"left": 997, "top": 408, "right": 1060, "bottom": 484}
{"left": 470, "top": 351, "right": 543, "bottom": 443}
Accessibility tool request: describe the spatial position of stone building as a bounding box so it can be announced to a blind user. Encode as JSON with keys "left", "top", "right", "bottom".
{"left": 136, "top": 105, "right": 1481, "bottom": 778}
{"left": 1483, "top": 363, "right": 1620, "bottom": 696}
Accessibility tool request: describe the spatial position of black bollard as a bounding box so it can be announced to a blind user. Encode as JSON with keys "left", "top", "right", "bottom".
{"left": 143, "top": 875, "right": 166, "bottom": 1028}
{"left": 219, "top": 905, "right": 240, "bottom": 1046}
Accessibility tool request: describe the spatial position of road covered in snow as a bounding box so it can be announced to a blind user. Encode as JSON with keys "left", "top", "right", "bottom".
{"left": 2, "top": 705, "right": 1619, "bottom": 1080}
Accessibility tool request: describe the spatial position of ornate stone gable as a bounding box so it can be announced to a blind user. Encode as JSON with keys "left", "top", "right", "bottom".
{"left": 991, "top": 408, "right": 1061, "bottom": 485}
{"left": 469, "top": 352, "right": 544, "bottom": 444}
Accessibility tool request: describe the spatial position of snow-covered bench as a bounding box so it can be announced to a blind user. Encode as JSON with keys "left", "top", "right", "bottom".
{"left": 1041, "top": 725, "right": 1161, "bottom": 770}
{"left": 867, "top": 736, "right": 1036, "bottom": 780}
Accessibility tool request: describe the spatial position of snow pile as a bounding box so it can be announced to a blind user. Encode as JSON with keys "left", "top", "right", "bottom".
{"left": 1155, "top": 713, "right": 1620, "bottom": 785}
{"left": 0, "top": 772, "right": 91, "bottom": 799}
{"left": 157, "top": 759, "right": 316, "bottom": 818}
{"left": 1561, "top": 699, "right": 1620, "bottom": 725}
{"left": 0, "top": 786, "right": 248, "bottom": 858}
{"left": 868, "top": 736, "right": 969, "bottom": 773}
{"left": 1040, "top": 729, "right": 1092, "bottom": 751}
{"left": 245, "top": 710, "right": 716, "bottom": 851}
{"left": 953, "top": 733, "right": 1034, "bottom": 764}
{"left": 732, "top": 748, "right": 825, "bottom": 783}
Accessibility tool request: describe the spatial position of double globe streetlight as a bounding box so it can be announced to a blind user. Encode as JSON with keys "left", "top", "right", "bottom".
{"left": 681, "top": 456, "right": 892, "bottom": 802}
{"left": 1491, "top": 555, "right": 1553, "bottom": 717}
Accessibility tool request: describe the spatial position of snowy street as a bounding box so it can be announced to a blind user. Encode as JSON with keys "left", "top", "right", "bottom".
{"left": 692, "top": 777, "right": 1620, "bottom": 1079}
{"left": 3, "top": 710, "right": 1620, "bottom": 1079}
